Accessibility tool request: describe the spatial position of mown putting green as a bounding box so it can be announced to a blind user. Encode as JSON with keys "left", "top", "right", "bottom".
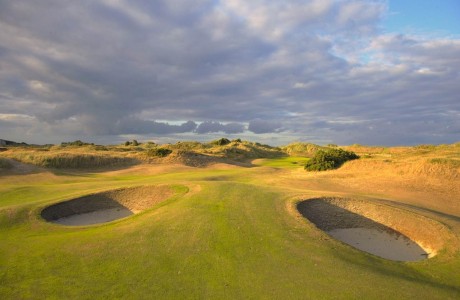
{"left": 0, "top": 155, "right": 459, "bottom": 299}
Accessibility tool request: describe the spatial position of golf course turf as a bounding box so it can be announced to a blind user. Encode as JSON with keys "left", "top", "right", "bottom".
{"left": 1, "top": 144, "right": 459, "bottom": 299}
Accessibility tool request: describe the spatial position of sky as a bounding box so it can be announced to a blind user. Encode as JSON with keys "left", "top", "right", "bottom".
{"left": 0, "top": 0, "right": 459, "bottom": 146}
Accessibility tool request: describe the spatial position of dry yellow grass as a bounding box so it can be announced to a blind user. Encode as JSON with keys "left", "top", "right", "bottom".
{"left": 258, "top": 143, "right": 460, "bottom": 219}
{"left": 1, "top": 146, "right": 140, "bottom": 169}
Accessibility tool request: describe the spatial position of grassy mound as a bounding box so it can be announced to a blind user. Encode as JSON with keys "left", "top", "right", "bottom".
{"left": 5, "top": 152, "right": 138, "bottom": 169}
{"left": 281, "top": 142, "right": 326, "bottom": 157}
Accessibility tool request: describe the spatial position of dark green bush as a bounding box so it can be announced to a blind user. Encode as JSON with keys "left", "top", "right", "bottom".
{"left": 147, "top": 148, "right": 173, "bottom": 157}
{"left": 304, "top": 148, "right": 359, "bottom": 171}
{"left": 211, "top": 138, "right": 231, "bottom": 146}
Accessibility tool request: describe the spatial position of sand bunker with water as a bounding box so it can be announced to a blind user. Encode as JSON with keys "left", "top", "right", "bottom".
{"left": 297, "top": 197, "right": 451, "bottom": 261}
{"left": 41, "top": 185, "right": 173, "bottom": 226}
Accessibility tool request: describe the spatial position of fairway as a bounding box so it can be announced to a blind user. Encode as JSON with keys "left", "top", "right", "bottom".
{"left": 1, "top": 146, "right": 460, "bottom": 299}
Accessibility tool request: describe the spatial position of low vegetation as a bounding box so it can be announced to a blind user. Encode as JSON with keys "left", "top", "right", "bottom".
{"left": 304, "top": 148, "right": 359, "bottom": 171}
{"left": 60, "top": 140, "right": 94, "bottom": 147}
{"left": 429, "top": 158, "right": 460, "bottom": 169}
{"left": 146, "top": 148, "right": 173, "bottom": 157}
{"left": 281, "top": 142, "right": 326, "bottom": 157}
{"left": 210, "top": 137, "right": 231, "bottom": 146}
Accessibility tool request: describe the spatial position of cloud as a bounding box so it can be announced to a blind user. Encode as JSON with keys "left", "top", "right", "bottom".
{"left": 248, "top": 119, "right": 282, "bottom": 134}
{"left": 0, "top": 1, "right": 459, "bottom": 145}
{"left": 114, "top": 119, "right": 197, "bottom": 135}
{"left": 195, "top": 121, "right": 245, "bottom": 134}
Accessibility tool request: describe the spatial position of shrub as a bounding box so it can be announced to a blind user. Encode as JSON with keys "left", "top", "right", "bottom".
{"left": 304, "top": 148, "right": 359, "bottom": 171}
{"left": 132, "top": 140, "right": 139, "bottom": 146}
{"left": 211, "top": 138, "right": 231, "bottom": 146}
{"left": 147, "top": 148, "right": 173, "bottom": 157}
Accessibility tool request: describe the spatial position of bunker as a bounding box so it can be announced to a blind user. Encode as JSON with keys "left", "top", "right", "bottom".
{"left": 41, "top": 185, "right": 173, "bottom": 226}
{"left": 297, "top": 197, "right": 450, "bottom": 261}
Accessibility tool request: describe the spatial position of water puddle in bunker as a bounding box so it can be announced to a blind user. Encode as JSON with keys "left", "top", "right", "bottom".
{"left": 297, "top": 199, "right": 429, "bottom": 261}
{"left": 53, "top": 207, "right": 133, "bottom": 226}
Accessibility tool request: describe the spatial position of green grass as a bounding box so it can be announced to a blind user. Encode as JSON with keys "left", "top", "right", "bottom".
{"left": 1, "top": 153, "right": 460, "bottom": 299}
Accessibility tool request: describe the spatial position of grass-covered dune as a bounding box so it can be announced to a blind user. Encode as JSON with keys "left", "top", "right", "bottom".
{"left": 0, "top": 141, "right": 459, "bottom": 299}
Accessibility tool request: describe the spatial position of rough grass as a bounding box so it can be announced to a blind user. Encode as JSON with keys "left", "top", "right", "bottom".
{"left": 4, "top": 152, "right": 138, "bottom": 169}
{"left": 282, "top": 142, "right": 326, "bottom": 157}
{"left": 254, "top": 156, "right": 310, "bottom": 168}
{"left": 1, "top": 140, "right": 285, "bottom": 169}
{"left": 430, "top": 158, "right": 460, "bottom": 169}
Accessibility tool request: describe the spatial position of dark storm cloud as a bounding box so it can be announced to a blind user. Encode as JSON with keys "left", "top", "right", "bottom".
{"left": 0, "top": 0, "right": 459, "bottom": 145}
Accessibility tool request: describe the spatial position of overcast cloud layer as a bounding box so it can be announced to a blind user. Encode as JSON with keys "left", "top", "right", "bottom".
{"left": 0, "top": 0, "right": 459, "bottom": 145}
